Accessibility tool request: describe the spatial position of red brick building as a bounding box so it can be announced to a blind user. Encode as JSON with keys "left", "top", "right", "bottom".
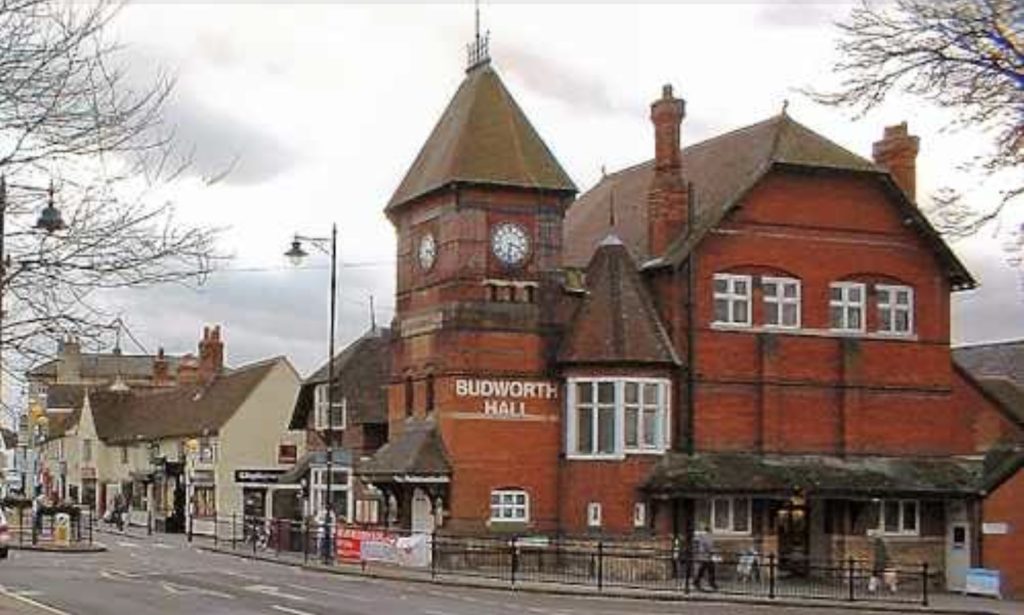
{"left": 359, "top": 48, "right": 1022, "bottom": 590}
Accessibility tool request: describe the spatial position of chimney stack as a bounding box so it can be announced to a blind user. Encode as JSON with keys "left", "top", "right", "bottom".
{"left": 872, "top": 122, "right": 920, "bottom": 201}
{"left": 152, "top": 347, "right": 171, "bottom": 387}
{"left": 197, "top": 325, "right": 224, "bottom": 385}
{"left": 177, "top": 354, "right": 199, "bottom": 385}
{"left": 648, "top": 84, "right": 688, "bottom": 258}
{"left": 55, "top": 336, "right": 82, "bottom": 383}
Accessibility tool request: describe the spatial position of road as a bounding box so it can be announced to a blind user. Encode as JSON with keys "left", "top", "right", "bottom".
{"left": 0, "top": 532, "right": 919, "bottom": 615}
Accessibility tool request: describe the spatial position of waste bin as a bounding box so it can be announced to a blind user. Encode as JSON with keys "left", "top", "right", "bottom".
{"left": 54, "top": 513, "right": 71, "bottom": 546}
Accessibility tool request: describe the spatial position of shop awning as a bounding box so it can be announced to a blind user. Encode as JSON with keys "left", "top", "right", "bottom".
{"left": 356, "top": 418, "right": 450, "bottom": 484}
{"left": 643, "top": 453, "right": 983, "bottom": 499}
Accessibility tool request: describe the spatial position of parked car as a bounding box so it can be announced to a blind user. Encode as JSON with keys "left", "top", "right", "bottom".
{"left": 0, "top": 507, "right": 10, "bottom": 559}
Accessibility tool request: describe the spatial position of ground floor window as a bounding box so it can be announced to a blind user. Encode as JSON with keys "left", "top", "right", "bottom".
{"left": 130, "top": 481, "right": 145, "bottom": 509}
{"left": 193, "top": 485, "right": 216, "bottom": 518}
{"left": 874, "top": 499, "right": 918, "bottom": 535}
{"left": 490, "top": 489, "right": 528, "bottom": 522}
{"left": 355, "top": 499, "right": 380, "bottom": 525}
{"left": 696, "top": 497, "right": 751, "bottom": 535}
{"left": 310, "top": 467, "right": 349, "bottom": 520}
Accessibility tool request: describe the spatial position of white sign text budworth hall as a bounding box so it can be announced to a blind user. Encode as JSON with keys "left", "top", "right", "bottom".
{"left": 455, "top": 378, "right": 558, "bottom": 417}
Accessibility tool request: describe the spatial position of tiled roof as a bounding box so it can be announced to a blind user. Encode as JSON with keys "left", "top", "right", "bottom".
{"left": 41, "top": 410, "right": 81, "bottom": 443}
{"left": 558, "top": 236, "right": 680, "bottom": 366}
{"left": 45, "top": 384, "right": 87, "bottom": 410}
{"left": 564, "top": 113, "right": 974, "bottom": 289}
{"left": 86, "top": 358, "right": 281, "bottom": 444}
{"left": 358, "top": 418, "right": 450, "bottom": 478}
{"left": 975, "top": 377, "right": 1024, "bottom": 428}
{"left": 954, "top": 340, "right": 1024, "bottom": 387}
{"left": 28, "top": 352, "right": 181, "bottom": 379}
{"left": 386, "top": 63, "right": 576, "bottom": 212}
{"left": 643, "top": 452, "right": 983, "bottom": 497}
{"left": 290, "top": 328, "right": 390, "bottom": 429}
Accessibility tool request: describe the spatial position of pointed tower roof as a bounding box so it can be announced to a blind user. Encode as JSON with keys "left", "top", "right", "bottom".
{"left": 386, "top": 64, "right": 576, "bottom": 212}
{"left": 558, "top": 237, "right": 680, "bottom": 366}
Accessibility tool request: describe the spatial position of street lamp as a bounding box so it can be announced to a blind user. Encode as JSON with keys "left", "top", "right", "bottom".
{"left": 284, "top": 224, "right": 338, "bottom": 565}
{"left": 0, "top": 176, "right": 65, "bottom": 498}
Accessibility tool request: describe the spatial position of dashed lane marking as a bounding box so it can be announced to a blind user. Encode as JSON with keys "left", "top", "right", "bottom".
{"left": 151, "top": 543, "right": 173, "bottom": 549}
{"left": 271, "top": 606, "right": 317, "bottom": 615}
{"left": 422, "top": 610, "right": 458, "bottom": 615}
{"left": 116, "top": 541, "right": 139, "bottom": 548}
{"left": 0, "top": 585, "right": 73, "bottom": 615}
{"left": 284, "top": 584, "right": 370, "bottom": 602}
{"left": 244, "top": 584, "right": 308, "bottom": 602}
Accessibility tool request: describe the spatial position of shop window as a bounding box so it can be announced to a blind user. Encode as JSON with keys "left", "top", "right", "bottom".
{"left": 696, "top": 497, "right": 751, "bottom": 535}
{"left": 355, "top": 499, "right": 380, "bottom": 525}
{"left": 829, "top": 282, "right": 865, "bottom": 332}
{"left": 587, "top": 502, "right": 602, "bottom": 528}
{"left": 876, "top": 284, "right": 913, "bottom": 335}
{"left": 763, "top": 277, "right": 801, "bottom": 329}
{"left": 567, "top": 378, "right": 669, "bottom": 458}
{"left": 713, "top": 273, "right": 751, "bottom": 326}
{"left": 490, "top": 489, "right": 528, "bottom": 522}
{"left": 193, "top": 485, "right": 216, "bottom": 518}
{"left": 873, "top": 499, "right": 919, "bottom": 535}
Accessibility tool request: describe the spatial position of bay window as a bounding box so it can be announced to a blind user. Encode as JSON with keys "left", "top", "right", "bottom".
{"left": 567, "top": 378, "right": 669, "bottom": 458}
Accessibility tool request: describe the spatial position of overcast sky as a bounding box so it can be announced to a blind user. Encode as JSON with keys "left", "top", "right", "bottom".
{"left": 87, "top": 1, "right": 1024, "bottom": 377}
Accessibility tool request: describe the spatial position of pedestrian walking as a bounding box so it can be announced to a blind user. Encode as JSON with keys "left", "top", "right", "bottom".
{"left": 694, "top": 525, "right": 719, "bottom": 591}
{"left": 869, "top": 536, "right": 891, "bottom": 593}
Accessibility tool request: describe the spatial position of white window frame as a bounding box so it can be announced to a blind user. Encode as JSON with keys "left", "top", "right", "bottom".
{"left": 623, "top": 381, "right": 667, "bottom": 452}
{"left": 566, "top": 378, "right": 670, "bottom": 459}
{"left": 762, "top": 276, "right": 801, "bottom": 329}
{"left": 490, "top": 489, "right": 529, "bottom": 523}
{"left": 876, "top": 284, "right": 914, "bottom": 336}
{"left": 713, "top": 273, "right": 752, "bottom": 326}
{"left": 874, "top": 499, "right": 920, "bottom": 536}
{"left": 829, "top": 281, "right": 866, "bottom": 333}
{"left": 587, "top": 502, "right": 602, "bottom": 528}
{"left": 697, "top": 497, "right": 752, "bottom": 536}
{"left": 314, "top": 384, "right": 346, "bottom": 431}
{"left": 633, "top": 502, "right": 647, "bottom": 528}
{"left": 310, "top": 467, "right": 351, "bottom": 520}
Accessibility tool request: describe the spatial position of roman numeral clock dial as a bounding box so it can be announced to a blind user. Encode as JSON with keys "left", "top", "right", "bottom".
{"left": 490, "top": 222, "right": 529, "bottom": 267}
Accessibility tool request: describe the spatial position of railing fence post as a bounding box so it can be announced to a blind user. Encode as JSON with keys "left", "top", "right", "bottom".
{"left": 597, "top": 541, "right": 604, "bottom": 592}
{"left": 188, "top": 511, "right": 193, "bottom": 543}
{"left": 768, "top": 553, "right": 776, "bottom": 599}
{"left": 303, "top": 519, "right": 309, "bottom": 564}
{"left": 510, "top": 538, "right": 518, "bottom": 588}
{"left": 252, "top": 518, "right": 258, "bottom": 555}
{"left": 231, "top": 513, "right": 236, "bottom": 550}
{"left": 430, "top": 531, "right": 438, "bottom": 580}
{"left": 847, "top": 557, "right": 855, "bottom": 601}
{"left": 684, "top": 548, "right": 691, "bottom": 595}
{"left": 922, "top": 562, "right": 929, "bottom": 607}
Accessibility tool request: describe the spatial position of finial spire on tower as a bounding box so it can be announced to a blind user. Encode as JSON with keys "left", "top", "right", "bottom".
{"left": 466, "top": 0, "right": 490, "bottom": 71}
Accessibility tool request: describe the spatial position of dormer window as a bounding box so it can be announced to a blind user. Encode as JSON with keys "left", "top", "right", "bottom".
{"left": 713, "top": 274, "right": 751, "bottom": 326}
{"left": 313, "top": 383, "right": 346, "bottom": 430}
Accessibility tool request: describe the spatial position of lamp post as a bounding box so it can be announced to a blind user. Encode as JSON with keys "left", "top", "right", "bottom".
{"left": 284, "top": 223, "right": 338, "bottom": 565}
{"left": 0, "top": 176, "right": 65, "bottom": 498}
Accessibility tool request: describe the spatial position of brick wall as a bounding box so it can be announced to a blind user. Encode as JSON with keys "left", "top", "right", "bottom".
{"left": 983, "top": 468, "right": 1024, "bottom": 599}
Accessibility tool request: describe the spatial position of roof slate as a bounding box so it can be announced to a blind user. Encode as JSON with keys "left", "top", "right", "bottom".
{"left": 386, "top": 64, "right": 576, "bottom": 212}
{"left": 643, "top": 452, "right": 983, "bottom": 497}
{"left": 29, "top": 352, "right": 181, "bottom": 380}
{"left": 290, "top": 328, "right": 390, "bottom": 430}
{"left": 357, "top": 418, "right": 451, "bottom": 478}
{"left": 974, "top": 377, "right": 1024, "bottom": 427}
{"left": 86, "top": 358, "right": 280, "bottom": 443}
{"left": 563, "top": 113, "right": 974, "bottom": 289}
{"left": 954, "top": 340, "right": 1024, "bottom": 387}
{"left": 558, "top": 237, "right": 680, "bottom": 366}
{"left": 45, "top": 384, "right": 87, "bottom": 410}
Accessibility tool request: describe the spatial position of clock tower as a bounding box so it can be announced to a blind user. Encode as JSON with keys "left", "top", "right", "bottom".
{"left": 372, "top": 47, "right": 577, "bottom": 532}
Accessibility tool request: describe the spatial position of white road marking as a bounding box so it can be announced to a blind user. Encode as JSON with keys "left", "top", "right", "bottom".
{"left": 220, "top": 569, "right": 262, "bottom": 581}
{"left": 116, "top": 541, "right": 139, "bottom": 548}
{"left": 151, "top": 543, "right": 173, "bottom": 549}
{"left": 423, "top": 610, "right": 458, "bottom": 615}
{"left": 244, "top": 584, "right": 308, "bottom": 602}
{"left": 284, "top": 584, "right": 370, "bottom": 602}
{"left": 15, "top": 590, "right": 44, "bottom": 597}
{"left": 0, "top": 586, "right": 73, "bottom": 615}
{"left": 160, "top": 581, "right": 235, "bottom": 599}
{"left": 271, "top": 606, "right": 316, "bottom": 615}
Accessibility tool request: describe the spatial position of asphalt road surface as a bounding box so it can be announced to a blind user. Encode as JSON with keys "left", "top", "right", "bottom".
{"left": 0, "top": 533, "right": 919, "bottom": 615}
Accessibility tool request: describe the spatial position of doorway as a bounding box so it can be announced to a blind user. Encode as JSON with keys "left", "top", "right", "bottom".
{"left": 411, "top": 488, "right": 434, "bottom": 534}
{"left": 945, "top": 501, "right": 970, "bottom": 591}
{"left": 776, "top": 502, "right": 810, "bottom": 576}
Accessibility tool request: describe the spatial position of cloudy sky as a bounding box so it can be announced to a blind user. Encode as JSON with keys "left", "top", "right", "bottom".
{"left": 90, "top": 1, "right": 1024, "bottom": 376}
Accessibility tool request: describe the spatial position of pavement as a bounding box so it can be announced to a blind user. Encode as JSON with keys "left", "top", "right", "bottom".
{"left": 0, "top": 529, "right": 1018, "bottom": 615}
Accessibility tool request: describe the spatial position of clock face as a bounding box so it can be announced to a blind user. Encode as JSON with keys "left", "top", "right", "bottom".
{"left": 490, "top": 222, "right": 530, "bottom": 267}
{"left": 417, "top": 233, "right": 437, "bottom": 271}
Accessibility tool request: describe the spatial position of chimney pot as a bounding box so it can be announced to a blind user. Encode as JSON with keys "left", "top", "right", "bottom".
{"left": 873, "top": 122, "right": 920, "bottom": 201}
{"left": 647, "top": 83, "right": 689, "bottom": 257}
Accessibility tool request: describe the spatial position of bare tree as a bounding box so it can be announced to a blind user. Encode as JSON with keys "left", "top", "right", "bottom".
{"left": 0, "top": 0, "right": 220, "bottom": 384}
{"left": 807, "top": 0, "right": 1023, "bottom": 238}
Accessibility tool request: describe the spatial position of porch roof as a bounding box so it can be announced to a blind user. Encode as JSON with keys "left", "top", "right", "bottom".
{"left": 642, "top": 453, "right": 983, "bottom": 499}
{"left": 356, "top": 418, "right": 450, "bottom": 482}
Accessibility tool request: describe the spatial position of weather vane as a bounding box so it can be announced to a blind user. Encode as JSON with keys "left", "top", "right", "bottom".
{"left": 466, "top": 0, "right": 490, "bottom": 71}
